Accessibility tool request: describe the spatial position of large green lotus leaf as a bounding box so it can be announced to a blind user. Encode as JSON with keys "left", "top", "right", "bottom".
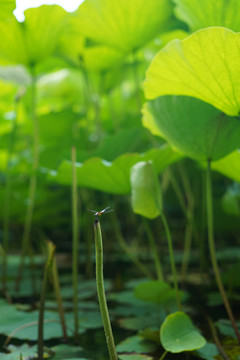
{"left": 144, "top": 27, "right": 240, "bottom": 116}
{"left": 130, "top": 161, "right": 162, "bottom": 219}
{"left": 72, "top": 0, "right": 173, "bottom": 53}
{"left": 0, "top": 6, "right": 67, "bottom": 66}
{"left": 173, "top": 0, "right": 240, "bottom": 32}
{"left": 143, "top": 96, "right": 240, "bottom": 161}
{"left": 160, "top": 311, "right": 206, "bottom": 352}
{"left": 49, "top": 146, "right": 182, "bottom": 194}
{"left": 0, "top": 0, "right": 15, "bottom": 21}
{"left": 211, "top": 149, "right": 240, "bottom": 182}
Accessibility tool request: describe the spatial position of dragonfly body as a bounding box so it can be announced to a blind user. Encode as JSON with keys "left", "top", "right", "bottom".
{"left": 88, "top": 206, "right": 114, "bottom": 217}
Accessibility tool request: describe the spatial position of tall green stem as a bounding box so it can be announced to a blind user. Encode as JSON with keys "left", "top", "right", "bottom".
{"left": 52, "top": 256, "right": 68, "bottom": 340}
{"left": 2, "top": 94, "right": 19, "bottom": 291}
{"left": 94, "top": 219, "right": 118, "bottom": 360}
{"left": 178, "top": 164, "right": 195, "bottom": 281}
{"left": 38, "top": 241, "right": 55, "bottom": 360}
{"left": 16, "top": 70, "right": 38, "bottom": 292}
{"left": 161, "top": 213, "right": 181, "bottom": 310}
{"left": 143, "top": 218, "right": 163, "bottom": 281}
{"left": 206, "top": 160, "right": 240, "bottom": 342}
{"left": 71, "top": 147, "right": 79, "bottom": 340}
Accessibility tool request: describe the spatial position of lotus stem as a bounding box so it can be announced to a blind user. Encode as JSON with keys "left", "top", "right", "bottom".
{"left": 71, "top": 146, "right": 79, "bottom": 340}
{"left": 161, "top": 213, "right": 181, "bottom": 310}
{"left": 143, "top": 218, "right": 163, "bottom": 281}
{"left": 94, "top": 219, "right": 118, "bottom": 360}
{"left": 38, "top": 241, "right": 55, "bottom": 360}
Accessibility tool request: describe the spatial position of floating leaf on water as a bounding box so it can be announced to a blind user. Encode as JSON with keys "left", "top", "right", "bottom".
{"left": 160, "top": 311, "right": 206, "bottom": 352}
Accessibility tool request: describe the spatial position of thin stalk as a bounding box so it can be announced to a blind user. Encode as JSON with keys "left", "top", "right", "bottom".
{"left": 180, "top": 219, "right": 193, "bottom": 280}
{"left": 161, "top": 213, "right": 181, "bottom": 310}
{"left": 159, "top": 350, "right": 168, "bottom": 360}
{"left": 205, "top": 314, "right": 230, "bottom": 360}
{"left": 111, "top": 212, "right": 154, "bottom": 279}
{"left": 4, "top": 319, "right": 59, "bottom": 347}
{"left": 71, "top": 146, "right": 79, "bottom": 340}
{"left": 178, "top": 164, "right": 194, "bottom": 280}
{"left": 206, "top": 160, "right": 240, "bottom": 343}
{"left": 38, "top": 241, "right": 56, "bottom": 360}
{"left": 143, "top": 218, "right": 163, "bottom": 281}
{"left": 52, "top": 256, "right": 68, "bottom": 340}
{"left": 94, "top": 219, "right": 118, "bottom": 360}
{"left": 165, "top": 168, "right": 187, "bottom": 217}
{"left": 2, "top": 95, "right": 19, "bottom": 291}
{"left": 15, "top": 70, "right": 38, "bottom": 292}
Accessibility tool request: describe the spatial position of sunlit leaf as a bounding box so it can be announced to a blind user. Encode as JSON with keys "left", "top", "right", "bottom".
{"left": 173, "top": 0, "right": 240, "bottom": 32}
{"left": 0, "top": 0, "right": 15, "bottom": 21}
{"left": 211, "top": 149, "right": 240, "bottom": 182}
{"left": 144, "top": 27, "right": 240, "bottom": 116}
{"left": 0, "top": 6, "right": 67, "bottom": 66}
{"left": 143, "top": 96, "right": 240, "bottom": 161}
{"left": 73, "top": 0, "right": 173, "bottom": 52}
{"left": 160, "top": 311, "right": 206, "bottom": 352}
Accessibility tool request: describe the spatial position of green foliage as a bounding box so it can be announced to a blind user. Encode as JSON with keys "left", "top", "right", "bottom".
{"left": 0, "top": 1, "right": 239, "bottom": 358}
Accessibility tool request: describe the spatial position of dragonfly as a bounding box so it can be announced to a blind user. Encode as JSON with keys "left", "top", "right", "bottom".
{"left": 88, "top": 206, "right": 114, "bottom": 218}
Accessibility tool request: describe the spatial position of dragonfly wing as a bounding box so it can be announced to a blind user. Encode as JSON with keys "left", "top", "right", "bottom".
{"left": 102, "top": 206, "right": 111, "bottom": 212}
{"left": 104, "top": 208, "right": 114, "bottom": 213}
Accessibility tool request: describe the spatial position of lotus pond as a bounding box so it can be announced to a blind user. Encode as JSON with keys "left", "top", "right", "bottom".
{"left": 0, "top": 0, "right": 240, "bottom": 359}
